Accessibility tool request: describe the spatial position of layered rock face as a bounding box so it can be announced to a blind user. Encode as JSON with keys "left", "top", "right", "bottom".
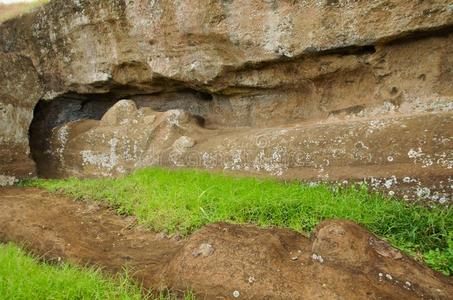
{"left": 0, "top": 0, "right": 452, "bottom": 203}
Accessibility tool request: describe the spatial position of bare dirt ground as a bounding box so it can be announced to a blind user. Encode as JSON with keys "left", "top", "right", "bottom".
{"left": 0, "top": 187, "right": 452, "bottom": 299}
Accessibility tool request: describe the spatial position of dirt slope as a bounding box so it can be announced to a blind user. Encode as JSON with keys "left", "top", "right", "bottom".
{"left": 0, "top": 187, "right": 451, "bottom": 299}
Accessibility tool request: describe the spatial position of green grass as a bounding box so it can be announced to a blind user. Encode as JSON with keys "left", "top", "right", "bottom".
{"left": 0, "top": 243, "right": 197, "bottom": 300}
{"left": 0, "top": 243, "right": 144, "bottom": 299}
{"left": 23, "top": 168, "right": 453, "bottom": 275}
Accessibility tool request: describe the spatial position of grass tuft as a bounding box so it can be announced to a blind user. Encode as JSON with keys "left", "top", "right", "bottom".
{"left": 23, "top": 168, "right": 453, "bottom": 275}
{"left": 0, "top": 242, "right": 197, "bottom": 299}
{"left": 0, "top": 243, "right": 145, "bottom": 299}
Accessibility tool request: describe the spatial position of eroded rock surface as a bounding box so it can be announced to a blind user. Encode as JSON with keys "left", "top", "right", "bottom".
{"left": 0, "top": 0, "right": 452, "bottom": 202}
{"left": 0, "top": 53, "right": 43, "bottom": 181}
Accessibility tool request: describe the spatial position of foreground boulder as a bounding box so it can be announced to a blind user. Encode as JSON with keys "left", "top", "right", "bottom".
{"left": 167, "top": 221, "right": 452, "bottom": 299}
{"left": 0, "top": 188, "right": 451, "bottom": 299}
{"left": 0, "top": 0, "right": 452, "bottom": 203}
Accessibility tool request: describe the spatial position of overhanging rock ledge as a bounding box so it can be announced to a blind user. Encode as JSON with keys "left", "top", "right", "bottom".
{"left": 0, "top": 0, "right": 452, "bottom": 203}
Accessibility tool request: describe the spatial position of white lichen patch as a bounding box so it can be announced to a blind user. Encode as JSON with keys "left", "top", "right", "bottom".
{"left": 166, "top": 109, "right": 186, "bottom": 127}
{"left": 202, "top": 152, "right": 217, "bottom": 169}
{"left": 224, "top": 150, "right": 244, "bottom": 171}
{"left": 173, "top": 136, "right": 195, "bottom": 151}
{"left": 415, "top": 187, "right": 431, "bottom": 199}
{"left": 81, "top": 137, "right": 119, "bottom": 171}
{"left": 51, "top": 124, "right": 70, "bottom": 168}
{"left": 366, "top": 119, "right": 391, "bottom": 135}
{"left": 383, "top": 176, "right": 397, "bottom": 189}
{"left": 403, "top": 177, "right": 416, "bottom": 183}
{"left": 0, "top": 175, "right": 17, "bottom": 186}
{"left": 408, "top": 148, "right": 423, "bottom": 159}
{"left": 251, "top": 146, "right": 288, "bottom": 176}
{"left": 408, "top": 147, "right": 451, "bottom": 169}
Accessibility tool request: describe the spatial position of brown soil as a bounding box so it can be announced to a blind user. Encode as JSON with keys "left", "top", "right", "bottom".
{"left": 0, "top": 187, "right": 451, "bottom": 299}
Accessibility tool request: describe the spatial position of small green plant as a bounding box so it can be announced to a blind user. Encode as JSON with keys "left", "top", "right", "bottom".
{"left": 23, "top": 167, "right": 453, "bottom": 275}
{"left": 424, "top": 233, "right": 453, "bottom": 276}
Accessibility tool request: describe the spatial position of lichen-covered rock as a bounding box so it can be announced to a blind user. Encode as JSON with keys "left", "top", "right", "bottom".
{"left": 0, "top": 53, "right": 43, "bottom": 182}
{"left": 35, "top": 103, "right": 203, "bottom": 178}
{"left": 33, "top": 103, "right": 451, "bottom": 203}
{"left": 0, "top": 0, "right": 452, "bottom": 201}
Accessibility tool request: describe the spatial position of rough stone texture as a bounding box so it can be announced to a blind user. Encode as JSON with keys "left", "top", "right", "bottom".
{"left": 0, "top": 53, "right": 43, "bottom": 181}
{"left": 166, "top": 220, "right": 453, "bottom": 299}
{"left": 0, "top": 0, "right": 452, "bottom": 202}
{"left": 1, "top": 188, "right": 452, "bottom": 299}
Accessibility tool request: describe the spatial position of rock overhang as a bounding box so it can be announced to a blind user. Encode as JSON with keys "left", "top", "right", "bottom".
{"left": 0, "top": 0, "right": 452, "bottom": 203}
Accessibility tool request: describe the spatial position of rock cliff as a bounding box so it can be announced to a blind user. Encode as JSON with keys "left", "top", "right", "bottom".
{"left": 0, "top": 0, "right": 452, "bottom": 203}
